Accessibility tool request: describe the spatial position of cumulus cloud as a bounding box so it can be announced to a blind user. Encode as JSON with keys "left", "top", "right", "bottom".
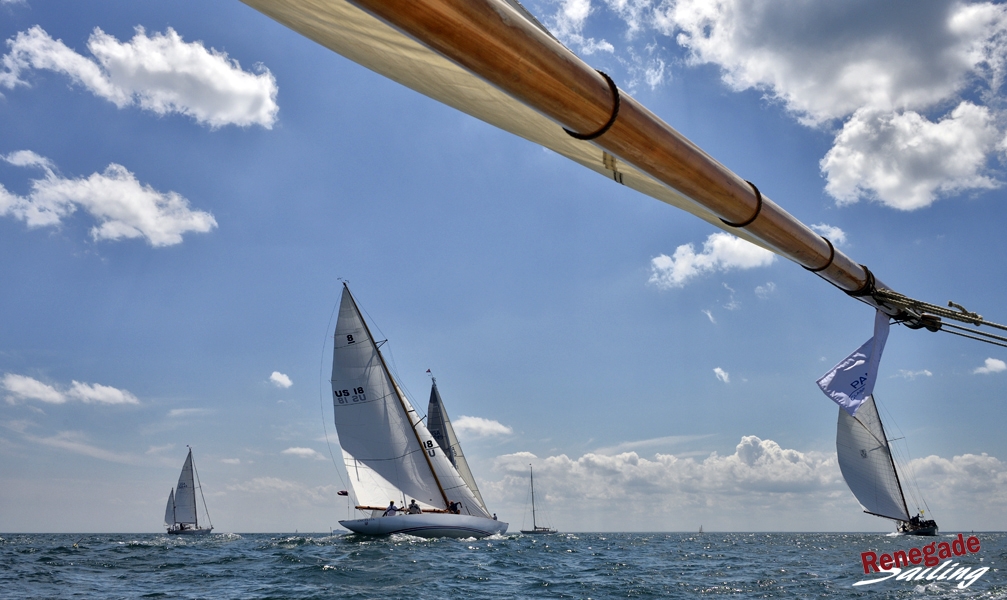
{"left": 1, "top": 25, "right": 278, "bottom": 128}
{"left": 821, "top": 104, "right": 1000, "bottom": 210}
{"left": 547, "top": 0, "right": 615, "bottom": 56}
{"left": 282, "top": 447, "right": 325, "bottom": 459}
{"left": 713, "top": 367, "right": 729, "bottom": 383}
{"left": 453, "top": 416, "right": 513, "bottom": 437}
{"left": 649, "top": 232, "right": 776, "bottom": 288}
{"left": 0, "top": 151, "right": 216, "bottom": 246}
{"left": 809, "top": 224, "right": 847, "bottom": 246}
{"left": 550, "top": 1, "right": 1007, "bottom": 208}
{"left": 493, "top": 436, "right": 839, "bottom": 505}
{"left": 2, "top": 373, "right": 138, "bottom": 405}
{"left": 269, "top": 371, "right": 292, "bottom": 388}
{"left": 974, "top": 357, "right": 1006, "bottom": 374}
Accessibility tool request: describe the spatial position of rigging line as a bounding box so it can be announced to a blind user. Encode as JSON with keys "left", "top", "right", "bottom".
{"left": 874, "top": 290, "right": 1007, "bottom": 332}
{"left": 942, "top": 329, "right": 1007, "bottom": 349}
{"left": 940, "top": 322, "right": 1007, "bottom": 345}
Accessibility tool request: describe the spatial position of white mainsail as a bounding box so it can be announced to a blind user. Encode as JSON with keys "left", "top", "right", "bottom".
{"left": 174, "top": 450, "right": 199, "bottom": 525}
{"left": 163, "top": 488, "right": 175, "bottom": 527}
{"left": 427, "top": 380, "right": 487, "bottom": 512}
{"left": 330, "top": 285, "right": 489, "bottom": 518}
{"left": 836, "top": 395, "right": 910, "bottom": 522}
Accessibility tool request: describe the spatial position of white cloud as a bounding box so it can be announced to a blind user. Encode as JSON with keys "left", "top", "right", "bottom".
{"left": 168, "top": 408, "right": 212, "bottom": 418}
{"left": 3, "top": 373, "right": 137, "bottom": 405}
{"left": 453, "top": 415, "right": 513, "bottom": 437}
{"left": 2, "top": 25, "right": 278, "bottom": 128}
{"left": 2, "top": 373, "right": 64, "bottom": 404}
{"left": 713, "top": 367, "right": 729, "bottom": 383}
{"left": 565, "top": 1, "right": 1007, "bottom": 208}
{"left": 282, "top": 447, "right": 325, "bottom": 460}
{"left": 893, "top": 369, "right": 933, "bottom": 380}
{"left": 594, "top": 434, "right": 712, "bottom": 456}
{"left": 66, "top": 380, "right": 139, "bottom": 404}
{"left": 754, "top": 281, "right": 776, "bottom": 299}
{"left": 0, "top": 151, "right": 216, "bottom": 246}
{"left": 974, "top": 357, "right": 1006, "bottom": 374}
{"left": 547, "top": 0, "right": 615, "bottom": 56}
{"left": 701, "top": 309, "right": 716, "bottom": 324}
{"left": 221, "top": 458, "right": 241, "bottom": 465}
{"left": 821, "top": 104, "right": 1000, "bottom": 210}
{"left": 649, "top": 232, "right": 776, "bottom": 289}
{"left": 269, "top": 371, "right": 292, "bottom": 388}
{"left": 809, "top": 224, "right": 847, "bottom": 246}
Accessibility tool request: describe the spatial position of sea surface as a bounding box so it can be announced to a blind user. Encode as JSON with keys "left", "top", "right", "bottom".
{"left": 2, "top": 531, "right": 1003, "bottom": 599}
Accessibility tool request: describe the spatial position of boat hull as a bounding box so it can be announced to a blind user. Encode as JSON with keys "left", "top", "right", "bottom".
{"left": 899, "top": 525, "right": 939, "bottom": 536}
{"left": 339, "top": 514, "right": 507, "bottom": 538}
{"left": 167, "top": 526, "right": 213, "bottom": 536}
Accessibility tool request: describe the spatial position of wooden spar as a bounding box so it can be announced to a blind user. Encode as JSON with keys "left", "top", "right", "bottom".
{"left": 346, "top": 0, "right": 870, "bottom": 294}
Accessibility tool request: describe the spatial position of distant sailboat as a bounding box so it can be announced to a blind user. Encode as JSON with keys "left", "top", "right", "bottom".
{"left": 164, "top": 447, "right": 213, "bottom": 535}
{"left": 331, "top": 284, "right": 507, "bottom": 538}
{"left": 698, "top": 525, "right": 703, "bottom": 534}
{"left": 836, "top": 395, "right": 937, "bottom": 536}
{"left": 520, "top": 465, "right": 556, "bottom": 534}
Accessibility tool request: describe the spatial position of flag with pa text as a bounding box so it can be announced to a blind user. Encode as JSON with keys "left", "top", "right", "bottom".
{"left": 817, "top": 310, "right": 891, "bottom": 416}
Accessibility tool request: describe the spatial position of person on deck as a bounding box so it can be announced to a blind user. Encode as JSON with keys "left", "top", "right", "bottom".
{"left": 408, "top": 499, "right": 421, "bottom": 514}
{"left": 448, "top": 501, "right": 461, "bottom": 514}
{"left": 383, "top": 501, "right": 399, "bottom": 516}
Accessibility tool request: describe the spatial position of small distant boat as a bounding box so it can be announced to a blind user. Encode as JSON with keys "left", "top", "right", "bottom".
{"left": 520, "top": 465, "right": 556, "bottom": 534}
{"left": 164, "top": 447, "right": 213, "bottom": 535}
{"left": 836, "top": 395, "right": 937, "bottom": 536}
{"left": 331, "top": 284, "right": 507, "bottom": 538}
{"left": 698, "top": 525, "right": 703, "bottom": 534}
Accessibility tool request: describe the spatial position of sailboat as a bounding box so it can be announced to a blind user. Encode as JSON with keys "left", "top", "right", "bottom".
{"left": 520, "top": 465, "right": 556, "bottom": 534}
{"left": 164, "top": 447, "right": 213, "bottom": 535}
{"left": 331, "top": 284, "right": 508, "bottom": 538}
{"left": 836, "top": 395, "right": 938, "bottom": 536}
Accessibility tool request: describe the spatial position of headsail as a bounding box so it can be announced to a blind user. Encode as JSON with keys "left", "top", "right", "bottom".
{"left": 836, "top": 396, "right": 910, "bottom": 522}
{"left": 427, "top": 379, "right": 487, "bottom": 512}
{"left": 330, "top": 285, "right": 489, "bottom": 517}
{"left": 163, "top": 488, "right": 175, "bottom": 527}
{"left": 174, "top": 450, "right": 199, "bottom": 525}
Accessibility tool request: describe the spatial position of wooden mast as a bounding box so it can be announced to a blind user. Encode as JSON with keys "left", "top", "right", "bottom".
{"left": 346, "top": 0, "right": 871, "bottom": 295}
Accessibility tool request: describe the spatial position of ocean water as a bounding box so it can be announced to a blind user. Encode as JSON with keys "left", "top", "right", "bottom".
{"left": 1, "top": 531, "right": 1002, "bottom": 599}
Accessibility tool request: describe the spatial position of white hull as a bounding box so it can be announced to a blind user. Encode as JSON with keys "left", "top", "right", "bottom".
{"left": 340, "top": 513, "right": 507, "bottom": 538}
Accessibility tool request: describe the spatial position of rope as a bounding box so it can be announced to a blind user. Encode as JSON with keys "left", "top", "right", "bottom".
{"left": 872, "top": 288, "right": 1007, "bottom": 348}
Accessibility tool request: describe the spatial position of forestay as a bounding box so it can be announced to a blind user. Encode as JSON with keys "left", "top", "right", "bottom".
{"left": 836, "top": 396, "right": 909, "bottom": 522}
{"left": 427, "top": 380, "right": 487, "bottom": 512}
{"left": 174, "top": 451, "right": 198, "bottom": 525}
{"left": 331, "top": 286, "right": 489, "bottom": 517}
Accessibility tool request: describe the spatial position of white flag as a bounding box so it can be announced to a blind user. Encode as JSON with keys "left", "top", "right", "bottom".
{"left": 817, "top": 310, "right": 890, "bottom": 416}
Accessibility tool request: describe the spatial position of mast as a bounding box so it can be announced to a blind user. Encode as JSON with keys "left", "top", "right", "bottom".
{"left": 529, "top": 465, "right": 537, "bottom": 529}
{"left": 342, "top": 283, "right": 451, "bottom": 509}
{"left": 871, "top": 396, "right": 912, "bottom": 521}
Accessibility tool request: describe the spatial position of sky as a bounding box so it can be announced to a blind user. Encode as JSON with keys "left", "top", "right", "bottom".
{"left": 1, "top": 0, "right": 1006, "bottom": 534}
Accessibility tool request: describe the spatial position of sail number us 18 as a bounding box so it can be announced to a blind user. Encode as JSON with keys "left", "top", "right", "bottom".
{"left": 334, "top": 387, "right": 366, "bottom": 404}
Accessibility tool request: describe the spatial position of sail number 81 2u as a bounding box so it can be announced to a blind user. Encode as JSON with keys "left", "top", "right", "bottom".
{"left": 334, "top": 387, "right": 366, "bottom": 404}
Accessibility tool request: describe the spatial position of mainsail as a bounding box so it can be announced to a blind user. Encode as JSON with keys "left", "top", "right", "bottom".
{"left": 330, "top": 285, "right": 489, "bottom": 518}
{"left": 427, "top": 379, "right": 487, "bottom": 512}
{"left": 835, "top": 395, "right": 910, "bottom": 522}
{"left": 174, "top": 450, "right": 199, "bottom": 525}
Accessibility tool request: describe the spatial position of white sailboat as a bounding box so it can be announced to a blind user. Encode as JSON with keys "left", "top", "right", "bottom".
{"left": 836, "top": 395, "right": 937, "bottom": 536}
{"left": 520, "top": 465, "right": 556, "bottom": 534}
{"left": 164, "top": 447, "right": 213, "bottom": 535}
{"left": 331, "top": 284, "right": 507, "bottom": 538}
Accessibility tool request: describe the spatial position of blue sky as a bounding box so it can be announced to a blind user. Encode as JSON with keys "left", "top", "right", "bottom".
{"left": 1, "top": 0, "right": 1006, "bottom": 533}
